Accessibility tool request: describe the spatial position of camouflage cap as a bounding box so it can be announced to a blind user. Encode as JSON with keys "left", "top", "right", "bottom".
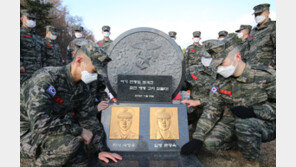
{"left": 235, "top": 25, "right": 252, "bottom": 33}
{"left": 210, "top": 36, "right": 240, "bottom": 68}
{"left": 253, "top": 3, "right": 270, "bottom": 14}
{"left": 102, "top": 25, "right": 111, "bottom": 31}
{"left": 79, "top": 41, "right": 112, "bottom": 76}
{"left": 21, "top": 9, "right": 36, "bottom": 19}
{"left": 218, "top": 30, "right": 228, "bottom": 37}
{"left": 168, "top": 31, "right": 177, "bottom": 37}
{"left": 192, "top": 31, "right": 201, "bottom": 37}
{"left": 73, "top": 25, "right": 84, "bottom": 32}
{"left": 45, "top": 25, "right": 58, "bottom": 35}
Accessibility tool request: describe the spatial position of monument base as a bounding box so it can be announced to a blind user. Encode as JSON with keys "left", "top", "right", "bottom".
{"left": 89, "top": 151, "right": 203, "bottom": 167}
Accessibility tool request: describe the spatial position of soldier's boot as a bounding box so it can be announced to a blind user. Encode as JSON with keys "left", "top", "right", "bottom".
{"left": 228, "top": 150, "right": 243, "bottom": 158}
{"left": 242, "top": 159, "right": 260, "bottom": 167}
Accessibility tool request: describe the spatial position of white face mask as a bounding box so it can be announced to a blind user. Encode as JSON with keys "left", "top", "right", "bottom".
{"left": 237, "top": 32, "right": 243, "bottom": 39}
{"left": 255, "top": 15, "right": 266, "bottom": 24}
{"left": 81, "top": 71, "right": 98, "bottom": 84}
{"left": 217, "top": 57, "right": 238, "bottom": 78}
{"left": 75, "top": 32, "right": 83, "bottom": 38}
{"left": 103, "top": 32, "right": 110, "bottom": 37}
{"left": 50, "top": 34, "right": 57, "bottom": 40}
{"left": 26, "top": 20, "right": 36, "bottom": 28}
{"left": 201, "top": 57, "right": 212, "bottom": 67}
{"left": 193, "top": 37, "right": 200, "bottom": 43}
{"left": 218, "top": 37, "right": 225, "bottom": 41}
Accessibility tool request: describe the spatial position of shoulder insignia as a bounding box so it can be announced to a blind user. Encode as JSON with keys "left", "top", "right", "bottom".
{"left": 46, "top": 85, "right": 56, "bottom": 97}
{"left": 211, "top": 86, "right": 217, "bottom": 94}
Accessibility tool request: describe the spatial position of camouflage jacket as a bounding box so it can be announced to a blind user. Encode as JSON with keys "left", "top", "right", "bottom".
{"left": 243, "top": 19, "right": 276, "bottom": 68}
{"left": 184, "top": 43, "right": 204, "bottom": 68}
{"left": 193, "top": 63, "right": 276, "bottom": 141}
{"left": 42, "top": 37, "right": 63, "bottom": 67}
{"left": 185, "top": 63, "right": 218, "bottom": 107}
{"left": 20, "top": 26, "right": 45, "bottom": 84}
{"left": 20, "top": 65, "right": 109, "bottom": 155}
{"left": 97, "top": 38, "right": 113, "bottom": 52}
{"left": 66, "top": 38, "right": 92, "bottom": 64}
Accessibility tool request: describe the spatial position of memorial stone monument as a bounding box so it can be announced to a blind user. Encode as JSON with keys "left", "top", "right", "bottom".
{"left": 92, "top": 27, "right": 202, "bottom": 167}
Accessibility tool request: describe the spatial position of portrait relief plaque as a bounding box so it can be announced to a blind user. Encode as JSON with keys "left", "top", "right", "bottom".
{"left": 109, "top": 107, "right": 140, "bottom": 140}
{"left": 150, "top": 107, "right": 179, "bottom": 140}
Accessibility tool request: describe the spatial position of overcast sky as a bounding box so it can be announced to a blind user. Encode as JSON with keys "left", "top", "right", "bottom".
{"left": 62, "top": 0, "right": 276, "bottom": 48}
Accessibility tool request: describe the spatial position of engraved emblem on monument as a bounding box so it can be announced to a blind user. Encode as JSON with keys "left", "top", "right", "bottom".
{"left": 109, "top": 107, "right": 140, "bottom": 140}
{"left": 150, "top": 107, "right": 179, "bottom": 140}
{"left": 131, "top": 38, "right": 161, "bottom": 70}
{"left": 106, "top": 27, "right": 184, "bottom": 99}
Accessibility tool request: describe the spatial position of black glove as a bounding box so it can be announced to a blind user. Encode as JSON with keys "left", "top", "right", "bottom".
{"left": 230, "top": 106, "right": 256, "bottom": 119}
{"left": 180, "top": 139, "right": 203, "bottom": 155}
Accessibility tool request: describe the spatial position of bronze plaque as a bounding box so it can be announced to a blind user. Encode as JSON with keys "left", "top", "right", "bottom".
{"left": 109, "top": 107, "right": 140, "bottom": 140}
{"left": 150, "top": 107, "right": 179, "bottom": 140}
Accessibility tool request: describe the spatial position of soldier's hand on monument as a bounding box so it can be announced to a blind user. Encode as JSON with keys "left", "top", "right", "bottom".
{"left": 97, "top": 100, "right": 109, "bottom": 112}
{"left": 180, "top": 139, "right": 203, "bottom": 155}
{"left": 230, "top": 106, "right": 257, "bottom": 119}
{"left": 20, "top": 66, "right": 25, "bottom": 73}
{"left": 98, "top": 152, "right": 122, "bottom": 163}
{"left": 181, "top": 100, "right": 201, "bottom": 107}
{"left": 81, "top": 128, "right": 93, "bottom": 145}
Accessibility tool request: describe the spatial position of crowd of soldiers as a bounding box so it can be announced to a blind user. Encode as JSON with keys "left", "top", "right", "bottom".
{"left": 20, "top": 3, "right": 275, "bottom": 167}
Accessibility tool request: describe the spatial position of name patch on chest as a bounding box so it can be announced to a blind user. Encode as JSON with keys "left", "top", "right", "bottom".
{"left": 220, "top": 89, "right": 232, "bottom": 95}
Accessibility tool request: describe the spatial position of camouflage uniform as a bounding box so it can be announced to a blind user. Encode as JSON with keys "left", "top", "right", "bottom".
{"left": 42, "top": 26, "right": 63, "bottom": 67}
{"left": 190, "top": 38, "right": 237, "bottom": 151}
{"left": 243, "top": 4, "right": 276, "bottom": 68}
{"left": 97, "top": 26, "right": 113, "bottom": 52}
{"left": 184, "top": 31, "right": 203, "bottom": 68}
{"left": 20, "top": 10, "right": 45, "bottom": 85}
{"left": 20, "top": 44, "right": 111, "bottom": 166}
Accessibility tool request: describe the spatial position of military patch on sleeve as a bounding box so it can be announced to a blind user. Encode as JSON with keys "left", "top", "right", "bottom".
{"left": 47, "top": 85, "right": 56, "bottom": 97}
{"left": 186, "top": 50, "right": 188, "bottom": 53}
{"left": 211, "top": 86, "right": 217, "bottom": 94}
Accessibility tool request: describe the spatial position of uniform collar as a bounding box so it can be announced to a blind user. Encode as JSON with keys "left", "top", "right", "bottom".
{"left": 236, "top": 63, "right": 251, "bottom": 83}
{"left": 255, "top": 18, "right": 272, "bottom": 30}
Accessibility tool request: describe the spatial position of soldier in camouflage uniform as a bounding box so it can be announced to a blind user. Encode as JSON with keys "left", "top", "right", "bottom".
{"left": 20, "top": 44, "right": 121, "bottom": 166}
{"left": 97, "top": 25, "right": 113, "bottom": 52}
{"left": 181, "top": 37, "right": 237, "bottom": 154}
{"left": 95, "top": 25, "right": 113, "bottom": 103}
{"left": 20, "top": 9, "right": 45, "bottom": 85}
{"left": 66, "top": 25, "right": 91, "bottom": 64}
{"left": 181, "top": 44, "right": 276, "bottom": 167}
{"left": 243, "top": 3, "right": 276, "bottom": 69}
{"left": 235, "top": 25, "right": 252, "bottom": 58}
{"left": 184, "top": 39, "right": 224, "bottom": 135}
{"left": 42, "top": 25, "right": 64, "bottom": 67}
{"left": 218, "top": 30, "right": 228, "bottom": 40}
{"left": 184, "top": 31, "right": 204, "bottom": 68}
